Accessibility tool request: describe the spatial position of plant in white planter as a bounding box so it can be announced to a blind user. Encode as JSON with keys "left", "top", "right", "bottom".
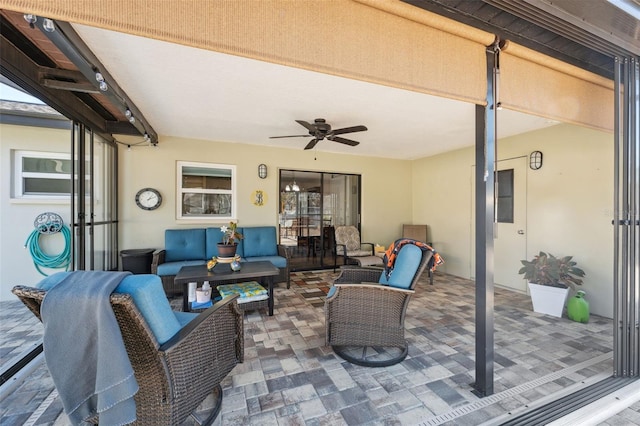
{"left": 518, "top": 252, "right": 585, "bottom": 318}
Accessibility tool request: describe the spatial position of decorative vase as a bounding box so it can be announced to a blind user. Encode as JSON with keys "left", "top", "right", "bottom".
{"left": 217, "top": 243, "right": 238, "bottom": 258}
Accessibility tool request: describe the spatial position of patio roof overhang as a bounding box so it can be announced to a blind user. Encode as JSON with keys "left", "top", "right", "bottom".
{"left": 1, "top": 0, "right": 636, "bottom": 152}
{"left": 0, "top": 9, "right": 158, "bottom": 144}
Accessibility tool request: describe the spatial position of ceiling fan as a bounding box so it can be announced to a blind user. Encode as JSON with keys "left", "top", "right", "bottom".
{"left": 270, "top": 118, "right": 367, "bottom": 150}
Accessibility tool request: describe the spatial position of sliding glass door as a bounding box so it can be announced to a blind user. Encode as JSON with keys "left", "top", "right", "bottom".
{"left": 279, "top": 169, "right": 361, "bottom": 270}
{"left": 71, "top": 123, "right": 118, "bottom": 272}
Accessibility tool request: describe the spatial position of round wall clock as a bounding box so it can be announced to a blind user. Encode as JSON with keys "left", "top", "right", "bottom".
{"left": 135, "top": 188, "right": 162, "bottom": 210}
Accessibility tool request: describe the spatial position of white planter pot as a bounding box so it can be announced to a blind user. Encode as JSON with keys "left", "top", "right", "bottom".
{"left": 528, "top": 282, "right": 569, "bottom": 318}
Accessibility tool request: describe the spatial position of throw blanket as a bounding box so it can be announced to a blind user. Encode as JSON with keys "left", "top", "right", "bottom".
{"left": 41, "top": 271, "right": 138, "bottom": 425}
{"left": 383, "top": 238, "right": 444, "bottom": 280}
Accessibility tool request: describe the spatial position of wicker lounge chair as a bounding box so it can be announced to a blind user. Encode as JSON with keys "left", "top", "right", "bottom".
{"left": 325, "top": 242, "right": 433, "bottom": 366}
{"left": 12, "top": 274, "right": 243, "bottom": 425}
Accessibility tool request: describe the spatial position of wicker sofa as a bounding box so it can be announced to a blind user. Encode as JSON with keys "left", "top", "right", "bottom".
{"left": 152, "top": 226, "right": 290, "bottom": 295}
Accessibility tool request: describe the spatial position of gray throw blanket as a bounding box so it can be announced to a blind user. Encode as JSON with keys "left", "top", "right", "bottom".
{"left": 41, "top": 271, "right": 138, "bottom": 425}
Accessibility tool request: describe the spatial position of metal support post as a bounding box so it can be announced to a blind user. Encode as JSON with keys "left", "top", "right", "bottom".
{"left": 473, "top": 38, "right": 500, "bottom": 397}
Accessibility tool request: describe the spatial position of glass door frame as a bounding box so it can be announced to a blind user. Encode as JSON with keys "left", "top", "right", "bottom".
{"left": 279, "top": 169, "right": 362, "bottom": 270}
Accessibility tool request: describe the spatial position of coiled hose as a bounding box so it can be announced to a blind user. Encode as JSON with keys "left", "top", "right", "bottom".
{"left": 24, "top": 224, "right": 72, "bottom": 276}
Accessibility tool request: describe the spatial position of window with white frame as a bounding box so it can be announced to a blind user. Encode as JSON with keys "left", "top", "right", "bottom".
{"left": 177, "top": 161, "right": 236, "bottom": 220}
{"left": 14, "top": 150, "right": 71, "bottom": 199}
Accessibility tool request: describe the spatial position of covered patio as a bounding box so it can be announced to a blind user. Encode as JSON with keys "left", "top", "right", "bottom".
{"left": 0, "top": 1, "right": 638, "bottom": 424}
{"left": 1, "top": 270, "right": 618, "bottom": 425}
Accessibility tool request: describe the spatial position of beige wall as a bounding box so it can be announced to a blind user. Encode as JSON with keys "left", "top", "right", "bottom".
{"left": 1, "top": 122, "right": 616, "bottom": 318}
{"left": 412, "top": 123, "right": 614, "bottom": 317}
{"left": 0, "top": 123, "right": 72, "bottom": 301}
{"left": 118, "top": 136, "right": 414, "bottom": 254}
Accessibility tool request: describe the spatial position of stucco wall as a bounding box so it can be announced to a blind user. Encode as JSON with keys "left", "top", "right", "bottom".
{"left": 412, "top": 123, "right": 614, "bottom": 317}
{"left": 0, "top": 123, "right": 71, "bottom": 301}
{"left": 117, "top": 136, "right": 414, "bottom": 256}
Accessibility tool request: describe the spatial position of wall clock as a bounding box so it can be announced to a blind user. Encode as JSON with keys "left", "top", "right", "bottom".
{"left": 135, "top": 188, "right": 162, "bottom": 210}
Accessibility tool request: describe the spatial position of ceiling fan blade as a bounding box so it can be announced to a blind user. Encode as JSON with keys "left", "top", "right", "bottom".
{"left": 295, "top": 120, "right": 316, "bottom": 131}
{"left": 304, "top": 138, "right": 320, "bottom": 150}
{"left": 269, "top": 134, "right": 309, "bottom": 139}
{"left": 331, "top": 125, "right": 367, "bottom": 136}
{"left": 329, "top": 136, "right": 360, "bottom": 146}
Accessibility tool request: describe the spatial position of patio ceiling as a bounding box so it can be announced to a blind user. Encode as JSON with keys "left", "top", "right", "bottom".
{"left": 1, "top": 1, "right": 637, "bottom": 160}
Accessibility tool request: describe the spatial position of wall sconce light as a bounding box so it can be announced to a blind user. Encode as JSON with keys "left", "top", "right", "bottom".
{"left": 530, "top": 151, "right": 543, "bottom": 170}
{"left": 258, "top": 164, "right": 267, "bottom": 179}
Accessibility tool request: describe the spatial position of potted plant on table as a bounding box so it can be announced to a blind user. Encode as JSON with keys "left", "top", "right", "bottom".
{"left": 518, "top": 251, "right": 585, "bottom": 318}
{"left": 217, "top": 221, "right": 243, "bottom": 258}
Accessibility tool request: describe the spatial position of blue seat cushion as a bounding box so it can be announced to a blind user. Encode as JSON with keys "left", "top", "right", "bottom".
{"left": 378, "top": 244, "right": 422, "bottom": 289}
{"left": 327, "top": 285, "right": 337, "bottom": 298}
{"left": 242, "top": 227, "right": 278, "bottom": 257}
{"left": 174, "top": 311, "right": 198, "bottom": 328}
{"left": 165, "top": 229, "right": 206, "bottom": 262}
{"left": 156, "top": 260, "right": 205, "bottom": 277}
{"left": 244, "top": 255, "right": 287, "bottom": 269}
{"left": 36, "top": 272, "right": 186, "bottom": 345}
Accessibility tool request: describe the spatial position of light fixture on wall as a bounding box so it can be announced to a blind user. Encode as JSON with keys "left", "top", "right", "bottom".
{"left": 258, "top": 163, "right": 267, "bottom": 179}
{"left": 530, "top": 150, "right": 543, "bottom": 170}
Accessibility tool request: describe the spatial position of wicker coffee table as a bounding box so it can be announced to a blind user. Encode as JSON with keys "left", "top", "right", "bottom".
{"left": 175, "top": 261, "right": 279, "bottom": 315}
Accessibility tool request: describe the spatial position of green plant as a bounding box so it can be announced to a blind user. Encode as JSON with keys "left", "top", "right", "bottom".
{"left": 220, "top": 221, "right": 243, "bottom": 245}
{"left": 518, "top": 251, "right": 585, "bottom": 289}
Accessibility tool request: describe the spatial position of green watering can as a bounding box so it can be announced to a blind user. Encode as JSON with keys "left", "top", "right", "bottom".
{"left": 567, "top": 290, "right": 589, "bottom": 323}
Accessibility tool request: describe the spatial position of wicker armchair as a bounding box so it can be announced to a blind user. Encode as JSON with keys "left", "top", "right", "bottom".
{"left": 325, "top": 243, "right": 432, "bottom": 366}
{"left": 333, "top": 225, "right": 375, "bottom": 269}
{"left": 12, "top": 282, "right": 244, "bottom": 425}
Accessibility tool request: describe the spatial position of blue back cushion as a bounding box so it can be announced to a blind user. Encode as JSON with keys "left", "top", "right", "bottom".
{"left": 205, "top": 227, "right": 224, "bottom": 258}
{"left": 378, "top": 244, "right": 422, "bottom": 289}
{"left": 36, "top": 272, "right": 187, "bottom": 345}
{"left": 242, "top": 226, "right": 277, "bottom": 257}
{"left": 165, "top": 228, "right": 205, "bottom": 262}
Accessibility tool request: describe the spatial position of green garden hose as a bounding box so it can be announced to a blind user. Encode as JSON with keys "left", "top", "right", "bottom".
{"left": 25, "top": 213, "right": 72, "bottom": 276}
